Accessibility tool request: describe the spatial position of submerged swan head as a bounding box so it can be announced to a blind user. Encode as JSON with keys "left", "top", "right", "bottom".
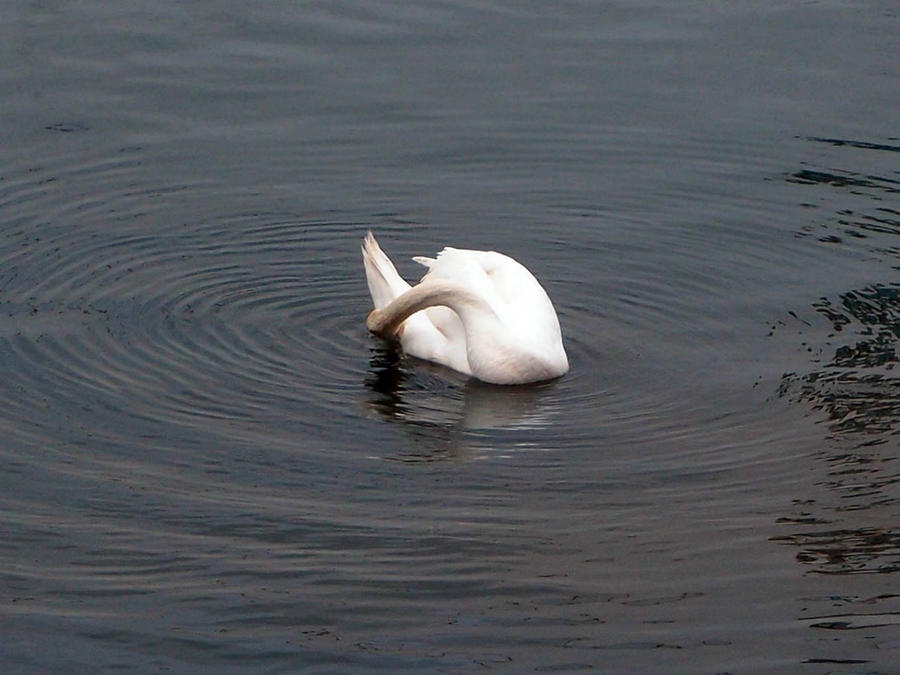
{"left": 362, "top": 232, "right": 568, "bottom": 385}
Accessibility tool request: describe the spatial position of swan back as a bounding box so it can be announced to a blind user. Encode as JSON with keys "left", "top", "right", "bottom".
{"left": 419, "top": 247, "right": 565, "bottom": 355}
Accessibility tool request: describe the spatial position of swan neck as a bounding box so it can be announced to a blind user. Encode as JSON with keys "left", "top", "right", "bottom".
{"left": 367, "top": 279, "right": 496, "bottom": 337}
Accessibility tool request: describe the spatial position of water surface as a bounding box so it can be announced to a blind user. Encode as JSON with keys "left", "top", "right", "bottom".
{"left": 1, "top": 1, "right": 898, "bottom": 672}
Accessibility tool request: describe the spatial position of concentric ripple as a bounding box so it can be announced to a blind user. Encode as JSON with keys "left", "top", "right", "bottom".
{"left": 0, "top": 155, "right": 387, "bottom": 464}
{"left": 0, "top": 145, "right": 801, "bottom": 474}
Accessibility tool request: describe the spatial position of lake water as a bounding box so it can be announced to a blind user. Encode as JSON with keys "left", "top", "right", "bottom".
{"left": 1, "top": 1, "right": 898, "bottom": 672}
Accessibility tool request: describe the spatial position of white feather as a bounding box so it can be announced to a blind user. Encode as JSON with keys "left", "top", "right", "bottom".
{"left": 362, "top": 231, "right": 568, "bottom": 385}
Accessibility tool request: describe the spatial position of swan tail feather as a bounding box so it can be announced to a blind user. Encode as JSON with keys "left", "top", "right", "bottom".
{"left": 412, "top": 255, "right": 436, "bottom": 268}
{"left": 362, "top": 231, "right": 410, "bottom": 310}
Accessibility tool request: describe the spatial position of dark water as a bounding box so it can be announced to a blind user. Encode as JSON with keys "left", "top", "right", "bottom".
{"left": 2, "top": 2, "right": 898, "bottom": 672}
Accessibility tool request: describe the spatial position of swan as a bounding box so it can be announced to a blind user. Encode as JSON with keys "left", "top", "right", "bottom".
{"left": 362, "top": 231, "right": 568, "bottom": 385}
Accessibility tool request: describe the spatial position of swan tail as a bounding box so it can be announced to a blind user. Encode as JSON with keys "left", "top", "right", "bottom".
{"left": 362, "top": 231, "right": 410, "bottom": 310}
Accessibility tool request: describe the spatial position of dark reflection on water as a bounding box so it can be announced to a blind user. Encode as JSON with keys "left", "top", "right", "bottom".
{"left": 776, "top": 281, "right": 900, "bottom": 580}
{"left": 366, "top": 345, "right": 559, "bottom": 421}
{"left": 364, "top": 343, "right": 562, "bottom": 461}
{"left": 805, "top": 137, "right": 900, "bottom": 153}
{"left": 773, "top": 136, "right": 900, "bottom": 656}
{"left": 790, "top": 137, "right": 900, "bottom": 261}
{"left": 780, "top": 284, "right": 900, "bottom": 436}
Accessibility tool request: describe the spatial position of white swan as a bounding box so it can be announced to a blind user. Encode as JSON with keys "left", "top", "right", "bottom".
{"left": 362, "top": 231, "right": 568, "bottom": 385}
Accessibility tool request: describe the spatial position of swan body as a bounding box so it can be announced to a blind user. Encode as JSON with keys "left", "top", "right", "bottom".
{"left": 362, "top": 231, "right": 568, "bottom": 385}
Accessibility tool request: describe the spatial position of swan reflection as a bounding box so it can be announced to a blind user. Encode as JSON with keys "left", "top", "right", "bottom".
{"left": 363, "top": 346, "right": 560, "bottom": 461}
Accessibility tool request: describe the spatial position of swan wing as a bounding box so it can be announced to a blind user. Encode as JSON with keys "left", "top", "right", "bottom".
{"left": 428, "top": 247, "right": 565, "bottom": 353}
{"left": 419, "top": 247, "right": 508, "bottom": 320}
{"left": 399, "top": 308, "right": 471, "bottom": 375}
